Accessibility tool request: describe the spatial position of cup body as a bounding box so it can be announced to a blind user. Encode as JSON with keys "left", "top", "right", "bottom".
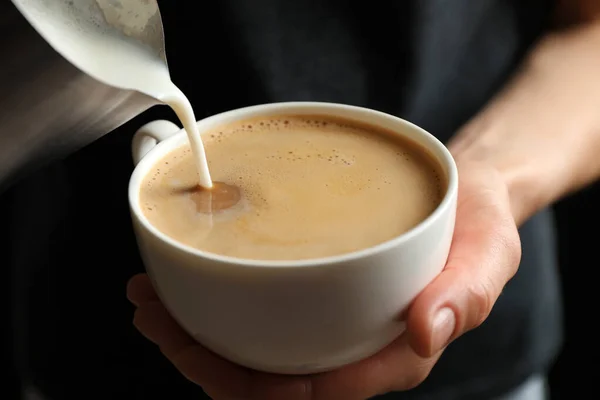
{"left": 128, "top": 102, "right": 458, "bottom": 374}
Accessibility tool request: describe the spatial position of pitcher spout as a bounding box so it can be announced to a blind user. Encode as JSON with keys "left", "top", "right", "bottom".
{"left": 1, "top": 0, "right": 167, "bottom": 191}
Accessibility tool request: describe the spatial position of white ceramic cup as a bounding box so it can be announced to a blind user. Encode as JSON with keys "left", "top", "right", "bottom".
{"left": 128, "top": 102, "right": 458, "bottom": 375}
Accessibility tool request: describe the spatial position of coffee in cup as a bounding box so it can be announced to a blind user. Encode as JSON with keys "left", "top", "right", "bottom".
{"left": 139, "top": 115, "right": 445, "bottom": 261}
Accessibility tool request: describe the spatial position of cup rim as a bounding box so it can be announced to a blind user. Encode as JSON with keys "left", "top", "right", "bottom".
{"left": 128, "top": 101, "right": 458, "bottom": 268}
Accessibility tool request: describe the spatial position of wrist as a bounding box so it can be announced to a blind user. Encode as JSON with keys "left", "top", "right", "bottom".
{"left": 449, "top": 21, "right": 600, "bottom": 226}
{"left": 500, "top": 162, "right": 550, "bottom": 227}
{"left": 449, "top": 124, "right": 557, "bottom": 227}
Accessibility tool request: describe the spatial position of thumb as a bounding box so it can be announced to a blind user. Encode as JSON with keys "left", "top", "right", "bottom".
{"left": 406, "top": 170, "right": 522, "bottom": 358}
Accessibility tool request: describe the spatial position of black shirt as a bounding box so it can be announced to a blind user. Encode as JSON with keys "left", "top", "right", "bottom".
{"left": 5, "top": 1, "right": 563, "bottom": 399}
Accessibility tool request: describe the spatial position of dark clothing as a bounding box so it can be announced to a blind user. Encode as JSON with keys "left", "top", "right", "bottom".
{"left": 5, "top": 1, "right": 562, "bottom": 399}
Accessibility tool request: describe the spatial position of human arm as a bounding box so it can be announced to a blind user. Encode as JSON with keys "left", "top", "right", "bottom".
{"left": 127, "top": 2, "right": 600, "bottom": 399}
{"left": 449, "top": 4, "right": 600, "bottom": 227}
{"left": 406, "top": 1, "right": 600, "bottom": 360}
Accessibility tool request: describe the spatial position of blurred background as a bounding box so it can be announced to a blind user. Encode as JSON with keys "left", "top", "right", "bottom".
{"left": 548, "top": 186, "right": 599, "bottom": 399}
{"left": 2, "top": 1, "right": 599, "bottom": 399}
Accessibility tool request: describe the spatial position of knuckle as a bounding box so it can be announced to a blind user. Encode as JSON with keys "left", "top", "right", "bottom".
{"left": 402, "top": 372, "right": 429, "bottom": 391}
{"left": 467, "top": 277, "right": 496, "bottom": 329}
{"left": 397, "top": 360, "right": 436, "bottom": 391}
{"left": 466, "top": 225, "right": 521, "bottom": 331}
{"left": 506, "top": 235, "right": 522, "bottom": 273}
{"left": 496, "top": 225, "right": 522, "bottom": 276}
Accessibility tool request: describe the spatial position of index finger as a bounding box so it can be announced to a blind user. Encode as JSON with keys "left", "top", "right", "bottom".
{"left": 127, "top": 273, "right": 159, "bottom": 306}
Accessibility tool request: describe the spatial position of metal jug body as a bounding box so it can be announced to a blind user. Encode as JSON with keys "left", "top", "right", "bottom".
{"left": 0, "top": 1, "right": 164, "bottom": 191}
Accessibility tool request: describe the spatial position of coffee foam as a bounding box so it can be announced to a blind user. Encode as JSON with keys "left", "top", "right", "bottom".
{"left": 140, "top": 115, "right": 445, "bottom": 261}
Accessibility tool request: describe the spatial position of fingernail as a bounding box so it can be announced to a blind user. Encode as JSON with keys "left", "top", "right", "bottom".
{"left": 432, "top": 307, "right": 455, "bottom": 353}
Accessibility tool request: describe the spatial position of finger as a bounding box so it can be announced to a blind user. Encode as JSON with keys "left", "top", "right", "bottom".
{"left": 133, "top": 300, "right": 252, "bottom": 399}
{"left": 407, "top": 170, "right": 522, "bottom": 358}
{"left": 249, "top": 335, "right": 443, "bottom": 400}
{"left": 173, "top": 345, "right": 251, "bottom": 399}
{"left": 133, "top": 301, "right": 196, "bottom": 357}
{"left": 126, "top": 274, "right": 159, "bottom": 306}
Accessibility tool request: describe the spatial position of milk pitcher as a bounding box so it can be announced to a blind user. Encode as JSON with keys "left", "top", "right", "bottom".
{"left": 0, "top": 0, "right": 167, "bottom": 191}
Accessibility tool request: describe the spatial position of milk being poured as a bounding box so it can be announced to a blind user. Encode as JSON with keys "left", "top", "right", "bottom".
{"left": 14, "top": 0, "right": 213, "bottom": 188}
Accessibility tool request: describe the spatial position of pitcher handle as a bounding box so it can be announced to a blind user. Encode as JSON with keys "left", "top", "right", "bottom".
{"left": 132, "top": 120, "right": 181, "bottom": 166}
